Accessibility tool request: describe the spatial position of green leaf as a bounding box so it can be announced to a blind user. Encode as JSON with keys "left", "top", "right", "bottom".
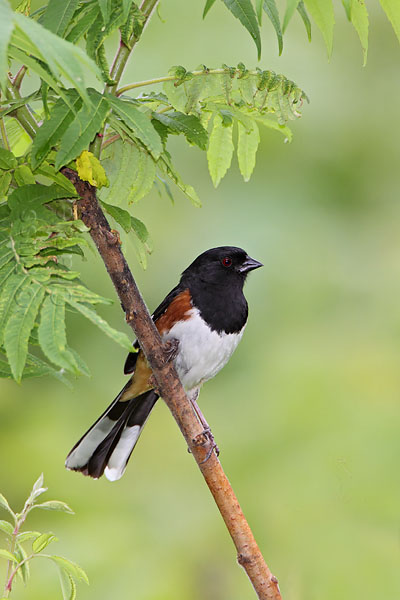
{"left": 106, "top": 96, "right": 162, "bottom": 159}
{"left": 34, "top": 163, "right": 78, "bottom": 196}
{"left": 203, "top": 0, "right": 217, "bottom": 18}
{"left": 237, "top": 120, "right": 260, "bottom": 182}
{"left": 32, "top": 532, "right": 58, "bottom": 554}
{"left": 100, "top": 201, "right": 132, "bottom": 233}
{"left": 13, "top": 13, "right": 101, "bottom": 103}
{"left": 33, "top": 500, "right": 74, "bottom": 514}
{"left": 350, "top": 0, "right": 369, "bottom": 65}
{"left": 58, "top": 567, "right": 77, "bottom": 600}
{"left": 152, "top": 112, "right": 208, "bottom": 150}
{"left": 263, "top": 0, "right": 283, "bottom": 55}
{"left": 99, "top": 139, "right": 156, "bottom": 205}
{"left": 283, "top": 0, "right": 300, "bottom": 31}
{"left": 0, "top": 148, "right": 17, "bottom": 170}
{"left": 63, "top": 296, "right": 133, "bottom": 351}
{"left": 379, "top": 0, "right": 400, "bottom": 43}
{"left": 65, "top": 4, "right": 99, "bottom": 44}
{"left": 31, "top": 91, "right": 83, "bottom": 169}
{"left": 4, "top": 282, "right": 45, "bottom": 382}
{"left": 14, "top": 542, "right": 29, "bottom": 584}
{"left": 254, "top": 113, "right": 293, "bottom": 142}
{"left": 297, "top": 1, "right": 312, "bottom": 41}
{"left": 17, "top": 531, "right": 41, "bottom": 543}
{"left": 0, "top": 0, "right": 15, "bottom": 92}
{"left": 0, "top": 519, "right": 14, "bottom": 535}
{"left": 49, "top": 556, "right": 89, "bottom": 584}
{"left": 38, "top": 293, "right": 81, "bottom": 374}
{"left": 255, "top": 0, "right": 263, "bottom": 24}
{"left": 304, "top": 0, "right": 334, "bottom": 56}
{"left": 131, "top": 216, "right": 151, "bottom": 247}
{"left": 222, "top": 0, "right": 261, "bottom": 59}
{"left": 0, "top": 549, "right": 18, "bottom": 562}
{"left": 207, "top": 114, "right": 234, "bottom": 188}
{"left": 0, "top": 172, "right": 12, "bottom": 200}
{"left": 0, "top": 274, "right": 30, "bottom": 346}
{"left": 43, "top": 0, "right": 79, "bottom": 38}
{"left": 56, "top": 90, "right": 109, "bottom": 169}
{"left": 158, "top": 158, "right": 201, "bottom": 207}
{"left": 14, "top": 165, "right": 36, "bottom": 186}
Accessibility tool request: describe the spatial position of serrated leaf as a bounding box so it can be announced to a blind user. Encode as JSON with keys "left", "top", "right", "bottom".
{"left": 379, "top": 0, "right": 400, "bottom": 43}
{"left": 207, "top": 114, "right": 234, "bottom": 188}
{"left": 50, "top": 556, "right": 89, "bottom": 584}
{"left": 131, "top": 217, "right": 151, "bottom": 248}
{"left": 158, "top": 158, "right": 201, "bottom": 207}
{"left": 13, "top": 13, "right": 101, "bottom": 103}
{"left": 203, "top": 0, "right": 217, "bottom": 18}
{"left": 283, "top": 0, "right": 300, "bottom": 32}
{"left": 222, "top": 0, "right": 261, "bottom": 59}
{"left": 4, "top": 282, "right": 45, "bottom": 382}
{"left": 0, "top": 172, "right": 12, "bottom": 199}
{"left": 56, "top": 90, "right": 109, "bottom": 169}
{"left": 0, "top": 549, "right": 18, "bottom": 562}
{"left": 38, "top": 294, "right": 81, "bottom": 374}
{"left": 0, "top": 148, "right": 17, "bottom": 170}
{"left": 31, "top": 91, "right": 83, "bottom": 169}
{"left": 263, "top": 0, "right": 283, "bottom": 55}
{"left": 304, "top": 0, "right": 334, "bottom": 55}
{"left": 32, "top": 532, "right": 58, "bottom": 554}
{"left": 34, "top": 163, "right": 78, "bottom": 196}
{"left": 297, "top": 1, "right": 312, "bottom": 41}
{"left": 350, "top": 0, "right": 369, "bottom": 65}
{"left": 76, "top": 151, "right": 109, "bottom": 188}
{"left": 63, "top": 296, "right": 133, "bottom": 351}
{"left": 33, "top": 501, "right": 74, "bottom": 514}
{"left": 0, "top": 273, "right": 30, "bottom": 346}
{"left": 152, "top": 112, "right": 208, "bottom": 150}
{"left": 237, "top": 120, "right": 260, "bottom": 182}
{"left": 43, "top": 0, "right": 79, "bottom": 38}
{"left": 65, "top": 4, "right": 99, "bottom": 45}
{"left": 106, "top": 97, "right": 162, "bottom": 159}
{"left": 99, "top": 140, "right": 156, "bottom": 205}
{"left": 14, "top": 165, "right": 36, "bottom": 186}
{"left": 254, "top": 113, "right": 293, "bottom": 141}
{"left": 0, "top": 520, "right": 14, "bottom": 535}
{"left": 100, "top": 201, "right": 132, "bottom": 233}
{"left": 0, "top": 0, "right": 14, "bottom": 92}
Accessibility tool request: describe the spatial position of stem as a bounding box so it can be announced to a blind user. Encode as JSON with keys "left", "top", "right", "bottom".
{"left": 5, "top": 555, "right": 33, "bottom": 595}
{"left": 4, "top": 77, "right": 39, "bottom": 139}
{"left": 0, "top": 117, "right": 10, "bottom": 150}
{"left": 61, "top": 168, "right": 282, "bottom": 600}
{"left": 117, "top": 68, "right": 249, "bottom": 96}
{"left": 90, "top": 0, "right": 160, "bottom": 158}
{"left": 12, "top": 66, "right": 28, "bottom": 91}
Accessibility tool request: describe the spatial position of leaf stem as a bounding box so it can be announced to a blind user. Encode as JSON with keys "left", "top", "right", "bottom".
{"left": 90, "top": 0, "right": 160, "bottom": 158}
{"left": 117, "top": 68, "right": 244, "bottom": 96}
{"left": 0, "top": 117, "right": 10, "bottom": 150}
{"left": 4, "top": 77, "right": 39, "bottom": 139}
{"left": 12, "top": 66, "right": 28, "bottom": 91}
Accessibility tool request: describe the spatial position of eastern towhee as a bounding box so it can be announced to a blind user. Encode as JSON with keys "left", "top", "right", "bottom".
{"left": 65, "top": 246, "right": 262, "bottom": 481}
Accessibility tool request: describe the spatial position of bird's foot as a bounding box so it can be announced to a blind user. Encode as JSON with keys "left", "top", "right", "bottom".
{"left": 163, "top": 338, "right": 179, "bottom": 362}
{"left": 192, "top": 427, "right": 220, "bottom": 463}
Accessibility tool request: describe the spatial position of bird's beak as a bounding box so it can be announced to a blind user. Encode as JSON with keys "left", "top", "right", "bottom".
{"left": 239, "top": 256, "right": 263, "bottom": 273}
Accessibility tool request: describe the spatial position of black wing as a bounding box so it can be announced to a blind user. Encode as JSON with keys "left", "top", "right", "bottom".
{"left": 123, "top": 284, "right": 183, "bottom": 374}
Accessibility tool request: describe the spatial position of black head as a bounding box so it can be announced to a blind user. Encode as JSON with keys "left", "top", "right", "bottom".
{"left": 181, "top": 246, "right": 263, "bottom": 287}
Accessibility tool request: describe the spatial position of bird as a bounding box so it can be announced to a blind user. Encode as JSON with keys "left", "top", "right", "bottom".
{"left": 65, "top": 246, "right": 262, "bottom": 481}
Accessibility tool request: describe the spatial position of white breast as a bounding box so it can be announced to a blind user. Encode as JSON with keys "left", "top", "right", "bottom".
{"left": 162, "top": 308, "right": 245, "bottom": 392}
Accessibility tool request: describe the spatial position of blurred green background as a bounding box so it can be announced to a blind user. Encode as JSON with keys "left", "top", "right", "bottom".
{"left": 1, "top": 2, "right": 400, "bottom": 599}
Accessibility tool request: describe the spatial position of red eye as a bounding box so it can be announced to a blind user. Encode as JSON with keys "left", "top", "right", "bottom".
{"left": 222, "top": 257, "right": 232, "bottom": 267}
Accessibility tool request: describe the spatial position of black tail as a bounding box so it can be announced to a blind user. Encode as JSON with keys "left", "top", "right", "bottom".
{"left": 65, "top": 389, "right": 159, "bottom": 480}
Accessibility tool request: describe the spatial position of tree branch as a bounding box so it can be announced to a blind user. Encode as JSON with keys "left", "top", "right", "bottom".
{"left": 61, "top": 167, "right": 282, "bottom": 600}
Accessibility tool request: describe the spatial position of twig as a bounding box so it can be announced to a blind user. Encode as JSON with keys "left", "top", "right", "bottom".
{"left": 61, "top": 167, "right": 282, "bottom": 600}
{"left": 90, "top": 0, "right": 160, "bottom": 158}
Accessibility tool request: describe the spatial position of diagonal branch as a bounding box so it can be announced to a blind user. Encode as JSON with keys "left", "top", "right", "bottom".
{"left": 61, "top": 167, "right": 282, "bottom": 600}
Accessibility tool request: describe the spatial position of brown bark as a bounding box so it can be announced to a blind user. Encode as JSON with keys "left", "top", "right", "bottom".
{"left": 62, "top": 167, "right": 282, "bottom": 600}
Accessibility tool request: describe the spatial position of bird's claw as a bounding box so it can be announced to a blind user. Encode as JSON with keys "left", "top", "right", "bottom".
{"left": 192, "top": 427, "right": 220, "bottom": 463}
